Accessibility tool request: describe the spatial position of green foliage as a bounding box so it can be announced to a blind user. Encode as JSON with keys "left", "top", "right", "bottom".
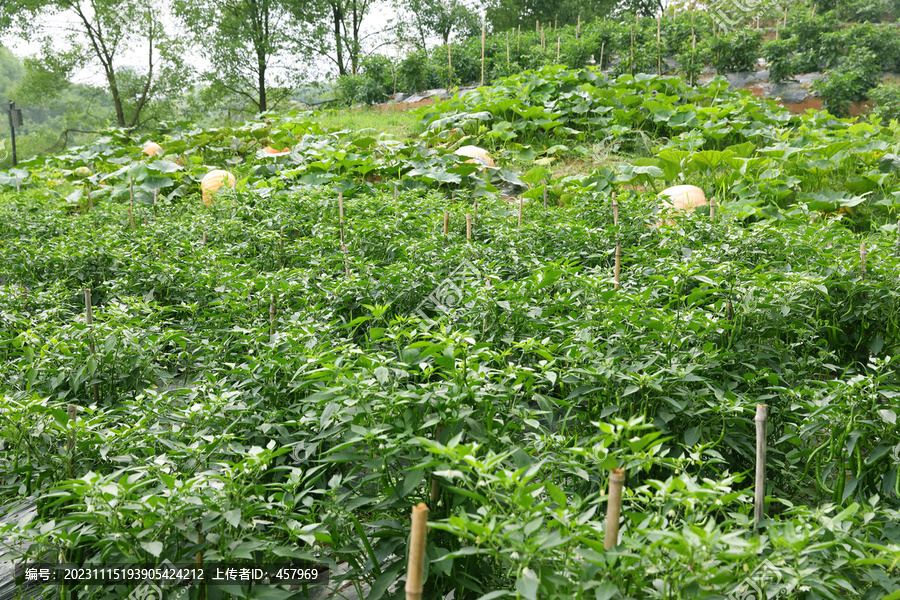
{"left": 763, "top": 39, "right": 795, "bottom": 83}
{"left": 813, "top": 47, "right": 882, "bottom": 116}
{"left": 868, "top": 80, "right": 900, "bottom": 121}
{"left": 702, "top": 29, "right": 762, "bottom": 74}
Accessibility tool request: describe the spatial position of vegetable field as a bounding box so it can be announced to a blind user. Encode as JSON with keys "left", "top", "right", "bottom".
{"left": 2, "top": 68, "right": 900, "bottom": 600}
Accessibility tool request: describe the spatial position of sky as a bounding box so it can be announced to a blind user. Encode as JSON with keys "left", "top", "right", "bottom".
{"left": 1, "top": 0, "right": 430, "bottom": 88}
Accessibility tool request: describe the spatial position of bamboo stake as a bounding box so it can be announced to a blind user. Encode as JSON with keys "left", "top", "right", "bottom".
{"left": 657, "top": 16, "right": 662, "bottom": 76}
{"left": 555, "top": 14, "right": 558, "bottom": 30}
{"left": 405, "top": 503, "right": 429, "bottom": 600}
{"left": 67, "top": 403, "right": 77, "bottom": 478}
{"left": 474, "top": 200, "right": 478, "bottom": 227}
{"left": 783, "top": 5, "right": 788, "bottom": 29}
{"left": 536, "top": 19, "right": 539, "bottom": 32}
{"left": 128, "top": 177, "right": 136, "bottom": 232}
{"left": 690, "top": 33, "right": 696, "bottom": 86}
{"left": 86, "top": 186, "right": 93, "bottom": 212}
{"left": 543, "top": 186, "right": 548, "bottom": 210}
{"left": 518, "top": 196, "right": 524, "bottom": 227}
{"left": 507, "top": 31, "right": 510, "bottom": 64}
{"left": 443, "top": 211, "right": 450, "bottom": 242}
{"left": 84, "top": 288, "right": 99, "bottom": 404}
{"left": 518, "top": 25, "right": 521, "bottom": 52}
{"left": 775, "top": 22, "right": 779, "bottom": 40}
{"left": 615, "top": 243, "right": 621, "bottom": 289}
{"left": 269, "top": 294, "right": 276, "bottom": 338}
{"left": 860, "top": 241, "right": 867, "bottom": 279}
{"left": 394, "top": 182, "right": 398, "bottom": 203}
{"left": 338, "top": 192, "right": 350, "bottom": 277}
{"left": 153, "top": 187, "right": 158, "bottom": 217}
{"left": 481, "top": 17, "right": 486, "bottom": 86}
{"left": 144, "top": 216, "right": 148, "bottom": 227}
{"left": 710, "top": 196, "right": 716, "bottom": 220}
{"left": 604, "top": 468, "right": 625, "bottom": 550}
{"left": 612, "top": 195, "right": 619, "bottom": 225}
{"left": 280, "top": 226, "right": 285, "bottom": 268}
{"left": 15, "top": 174, "right": 19, "bottom": 194}
{"left": 630, "top": 25, "right": 635, "bottom": 76}
{"left": 577, "top": 14, "right": 581, "bottom": 40}
{"left": 202, "top": 231, "right": 207, "bottom": 245}
{"left": 557, "top": 36, "right": 561, "bottom": 61}
{"left": 447, "top": 43, "right": 453, "bottom": 88}
{"left": 541, "top": 26, "right": 545, "bottom": 49}
{"left": 430, "top": 425, "right": 444, "bottom": 505}
{"left": 600, "top": 42, "right": 605, "bottom": 70}
{"left": 466, "top": 213, "right": 472, "bottom": 244}
{"left": 754, "top": 404, "right": 768, "bottom": 529}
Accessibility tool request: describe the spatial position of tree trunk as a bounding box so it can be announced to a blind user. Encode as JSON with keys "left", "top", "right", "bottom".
{"left": 331, "top": 0, "right": 346, "bottom": 76}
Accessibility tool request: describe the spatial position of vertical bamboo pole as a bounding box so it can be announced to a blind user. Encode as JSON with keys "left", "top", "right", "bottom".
{"left": 600, "top": 42, "right": 605, "bottom": 70}
{"left": 466, "top": 214, "right": 472, "bottom": 244}
{"left": 541, "top": 26, "right": 545, "bottom": 49}
{"left": 153, "top": 187, "right": 158, "bottom": 217}
{"left": 613, "top": 196, "right": 620, "bottom": 290}
{"left": 604, "top": 468, "right": 625, "bottom": 550}
{"left": 555, "top": 14, "right": 558, "bottom": 30}
{"left": 128, "top": 177, "right": 136, "bottom": 232}
{"left": 405, "top": 503, "right": 429, "bottom": 600}
{"left": 269, "top": 294, "right": 276, "bottom": 338}
{"left": 577, "top": 14, "right": 581, "bottom": 40}
{"left": 518, "top": 196, "right": 524, "bottom": 227}
{"left": 507, "top": 31, "right": 510, "bottom": 64}
{"left": 690, "top": 33, "right": 696, "bottom": 86}
{"left": 710, "top": 196, "right": 716, "bottom": 220}
{"left": 754, "top": 405, "right": 768, "bottom": 529}
{"left": 15, "top": 174, "right": 19, "bottom": 194}
{"left": 630, "top": 24, "right": 635, "bottom": 76}
{"left": 536, "top": 19, "right": 539, "bottom": 32}
{"left": 783, "top": 5, "right": 788, "bottom": 29}
{"left": 543, "top": 186, "right": 548, "bottom": 210}
{"left": 775, "top": 22, "right": 779, "bottom": 40}
{"left": 557, "top": 36, "right": 561, "bottom": 61}
{"left": 84, "top": 288, "right": 99, "bottom": 404}
{"left": 443, "top": 211, "right": 450, "bottom": 243}
{"left": 339, "top": 192, "right": 350, "bottom": 277}
{"left": 202, "top": 231, "right": 207, "bottom": 245}
{"left": 67, "top": 403, "right": 77, "bottom": 478}
{"left": 860, "top": 241, "right": 867, "bottom": 279}
{"left": 280, "top": 226, "right": 285, "bottom": 268}
{"left": 473, "top": 200, "right": 478, "bottom": 227}
{"left": 481, "top": 17, "right": 486, "bottom": 86}
{"left": 447, "top": 43, "right": 453, "bottom": 88}
{"left": 518, "top": 25, "right": 521, "bottom": 52}
{"left": 86, "top": 186, "right": 93, "bottom": 212}
{"left": 657, "top": 16, "right": 662, "bottom": 76}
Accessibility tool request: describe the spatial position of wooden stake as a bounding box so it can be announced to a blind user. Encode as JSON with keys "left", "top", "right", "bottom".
{"left": 128, "top": 177, "right": 136, "bottom": 232}
{"left": 86, "top": 186, "right": 93, "bottom": 212}
{"left": 405, "top": 503, "right": 429, "bottom": 600}
{"left": 338, "top": 191, "right": 345, "bottom": 221}
{"left": 518, "top": 25, "right": 521, "bottom": 52}
{"left": 541, "top": 26, "right": 545, "bottom": 49}
{"left": 600, "top": 42, "right": 605, "bottom": 70}
{"left": 690, "top": 33, "right": 696, "bottom": 86}
{"left": 473, "top": 201, "right": 478, "bottom": 227}
{"left": 860, "top": 241, "right": 867, "bottom": 279}
{"left": 518, "top": 196, "right": 524, "bottom": 227}
{"left": 612, "top": 195, "right": 619, "bottom": 225}
{"left": 447, "top": 43, "right": 453, "bottom": 88}
{"left": 783, "top": 5, "right": 788, "bottom": 29}
{"left": 202, "top": 231, "right": 207, "bottom": 245}
{"left": 657, "top": 16, "right": 662, "bottom": 76}
{"left": 555, "top": 14, "right": 558, "bottom": 30}
{"left": 84, "top": 288, "right": 99, "bottom": 404}
{"left": 604, "top": 468, "right": 625, "bottom": 550}
{"left": 144, "top": 216, "right": 148, "bottom": 227}
{"left": 466, "top": 213, "right": 472, "bottom": 244}
{"left": 536, "top": 19, "right": 539, "bottom": 32}
{"left": 577, "top": 14, "right": 581, "bottom": 40}
{"left": 269, "top": 294, "right": 276, "bottom": 338}
{"left": 710, "top": 196, "right": 716, "bottom": 220}
{"left": 754, "top": 404, "right": 768, "bottom": 529}
{"left": 394, "top": 182, "right": 398, "bottom": 202}
{"left": 557, "top": 36, "right": 561, "bottom": 61}
{"left": 443, "top": 211, "right": 450, "bottom": 242}
{"left": 481, "top": 17, "right": 486, "bottom": 86}
{"left": 280, "top": 226, "right": 285, "bottom": 268}
{"left": 153, "top": 188, "right": 158, "bottom": 217}
{"left": 630, "top": 25, "right": 635, "bottom": 76}
{"left": 614, "top": 243, "right": 621, "bottom": 290}
{"left": 543, "top": 186, "right": 548, "bottom": 210}
{"left": 507, "top": 31, "right": 510, "bottom": 64}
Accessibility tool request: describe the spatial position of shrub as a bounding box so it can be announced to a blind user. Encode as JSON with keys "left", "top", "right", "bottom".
{"left": 703, "top": 29, "right": 762, "bottom": 73}
{"left": 812, "top": 47, "right": 882, "bottom": 116}
{"left": 763, "top": 39, "right": 796, "bottom": 83}
{"left": 869, "top": 81, "right": 900, "bottom": 121}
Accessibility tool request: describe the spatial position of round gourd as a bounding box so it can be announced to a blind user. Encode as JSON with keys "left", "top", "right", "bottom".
{"left": 142, "top": 142, "right": 162, "bottom": 156}
{"left": 660, "top": 185, "right": 706, "bottom": 210}
{"left": 200, "top": 170, "right": 236, "bottom": 205}
{"left": 454, "top": 145, "right": 495, "bottom": 167}
{"left": 262, "top": 145, "right": 287, "bottom": 154}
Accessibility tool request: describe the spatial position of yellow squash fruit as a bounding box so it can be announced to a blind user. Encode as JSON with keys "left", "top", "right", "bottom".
{"left": 200, "top": 170, "right": 236, "bottom": 206}
{"left": 142, "top": 142, "right": 162, "bottom": 156}
{"left": 454, "top": 145, "right": 495, "bottom": 168}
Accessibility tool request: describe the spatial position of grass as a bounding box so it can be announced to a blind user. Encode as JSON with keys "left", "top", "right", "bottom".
{"left": 314, "top": 106, "right": 424, "bottom": 140}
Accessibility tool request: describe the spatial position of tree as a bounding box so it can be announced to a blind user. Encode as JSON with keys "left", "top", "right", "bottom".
{"left": 0, "top": 0, "right": 191, "bottom": 128}
{"left": 174, "top": 0, "right": 326, "bottom": 115}
{"left": 485, "top": 0, "right": 614, "bottom": 32}
{"left": 398, "top": 0, "right": 481, "bottom": 48}
{"left": 323, "top": 0, "right": 380, "bottom": 76}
